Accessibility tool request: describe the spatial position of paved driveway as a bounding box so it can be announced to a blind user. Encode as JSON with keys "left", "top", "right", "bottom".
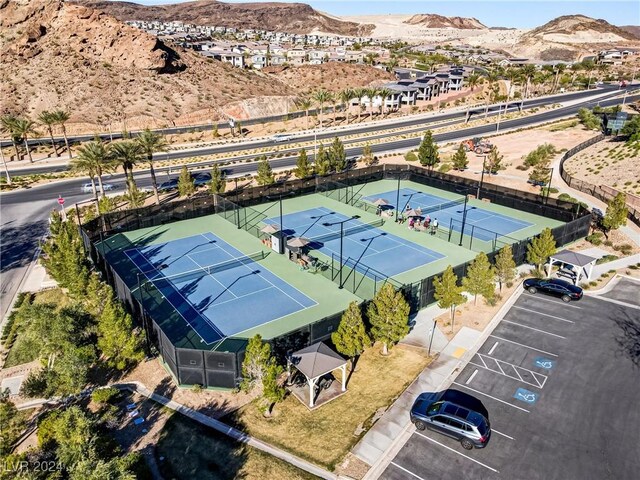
{"left": 382, "top": 279, "right": 640, "bottom": 480}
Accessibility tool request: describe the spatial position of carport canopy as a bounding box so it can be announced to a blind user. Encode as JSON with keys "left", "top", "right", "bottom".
{"left": 287, "top": 342, "right": 347, "bottom": 407}
{"left": 547, "top": 249, "right": 598, "bottom": 284}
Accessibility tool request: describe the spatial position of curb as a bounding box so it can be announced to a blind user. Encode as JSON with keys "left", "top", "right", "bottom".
{"left": 363, "top": 282, "right": 525, "bottom": 480}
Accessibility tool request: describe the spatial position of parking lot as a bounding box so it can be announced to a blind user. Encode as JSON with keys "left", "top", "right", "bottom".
{"left": 383, "top": 277, "right": 640, "bottom": 480}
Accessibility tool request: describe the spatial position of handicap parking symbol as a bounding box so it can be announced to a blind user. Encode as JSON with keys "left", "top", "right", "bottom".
{"left": 534, "top": 357, "right": 556, "bottom": 370}
{"left": 514, "top": 388, "right": 538, "bottom": 404}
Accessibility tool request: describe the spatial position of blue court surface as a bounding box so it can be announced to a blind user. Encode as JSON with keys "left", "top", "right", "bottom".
{"left": 364, "top": 188, "right": 532, "bottom": 241}
{"left": 125, "top": 233, "right": 316, "bottom": 344}
{"left": 264, "top": 207, "right": 444, "bottom": 278}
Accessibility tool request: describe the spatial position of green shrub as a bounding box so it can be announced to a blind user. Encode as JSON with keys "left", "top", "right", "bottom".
{"left": 596, "top": 254, "right": 618, "bottom": 264}
{"left": 192, "top": 384, "right": 203, "bottom": 393}
{"left": 558, "top": 193, "right": 573, "bottom": 202}
{"left": 616, "top": 244, "right": 633, "bottom": 255}
{"left": 604, "top": 240, "right": 613, "bottom": 247}
{"left": 91, "top": 387, "right": 120, "bottom": 404}
{"left": 585, "top": 233, "right": 603, "bottom": 245}
{"left": 438, "top": 163, "right": 452, "bottom": 173}
{"left": 404, "top": 151, "right": 418, "bottom": 162}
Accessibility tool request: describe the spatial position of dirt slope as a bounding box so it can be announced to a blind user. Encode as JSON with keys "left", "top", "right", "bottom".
{"left": 404, "top": 14, "right": 486, "bottom": 30}
{"left": 72, "top": 0, "right": 374, "bottom": 36}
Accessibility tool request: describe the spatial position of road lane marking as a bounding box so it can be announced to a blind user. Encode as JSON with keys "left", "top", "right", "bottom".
{"left": 390, "top": 462, "right": 426, "bottom": 480}
{"left": 502, "top": 320, "right": 566, "bottom": 339}
{"left": 513, "top": 306, "right": 575, "bottom": 323}
{"left": 521, "top": 293, "right": 582, "bottom": 309}
{"left": 492, "top": 428, "right": 515, "bottom": 440}
{"left": 414, "top": 432, "right": 499, "bottom": 473}
{"left": 488, "top": 341, "right": 499, "bottom": 355}
{"left": 466, "top": 369, "right": 479, "bottom": 385}
{"left": 489, "top": 335, "right": 558, "bottom": 357}
{"left": 452, "top": 382, "right": 530, "bottom": 413}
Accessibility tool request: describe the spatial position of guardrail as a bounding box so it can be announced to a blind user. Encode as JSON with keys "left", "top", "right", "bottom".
{"left": 559, "top": 133, "right": 640, "bottom": 227}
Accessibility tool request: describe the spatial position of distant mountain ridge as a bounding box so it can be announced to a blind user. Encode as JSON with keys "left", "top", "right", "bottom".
{"left": 522, "top": 14, "right": 637, "bottom": 42}
{"left": 403, "top": 14, "right": 487, "bottom": 30}
{"left": 71, "top": 0, "right": 374, "bottom": 36}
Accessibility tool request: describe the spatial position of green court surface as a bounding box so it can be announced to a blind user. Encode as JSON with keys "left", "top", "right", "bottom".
{"left": 99, "top": 180, "right": 562, "bottom": 351}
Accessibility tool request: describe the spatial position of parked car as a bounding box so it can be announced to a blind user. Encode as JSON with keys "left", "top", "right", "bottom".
{"left": 410, "top": 399, "right": 491, "bottom": 450}
{"left": 192, "top": 171, "right": 212, "bottom": 186}
{"left": 527, "top": 179, "right": 546, "bottom": 187}
{"left": 271, "top": 133, "right": 292, "bottom": 143}
{"left": 81, "top": 183, "right": 116, "bottom": 193}
{"left": 522, "top": 278, "right": 583, "bottom": 302}
{"left": 158, "top": 179, "right": 179, "bottom": 192}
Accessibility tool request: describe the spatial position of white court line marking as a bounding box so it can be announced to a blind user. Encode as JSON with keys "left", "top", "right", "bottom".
{"left": 502, "top": 320, "right": 566, "bottom": 339}
{"left": 452, "top": 382, "right": 530, "bottom": 413}
{"left": 390, "top": 462, "right": 425, "bottom": 480}
{"left": 466, "top": 369, "right": 479, "bottom": 385}
{"left": 522, "top": 293, "right": 582, "bottom": 309}
{"left": 489, "top": 335, "right": 558, "bottom": 357}
{"left": 414, "top": 432, "right": 500, "bottom": 473}
{"left": 492, "top": 429, "right": 515, "bottom": 440}
{"left": 513, "top": 306, "right": 575, "bottom": 324}
{"left": 488, "top": 341, "right": 499, "bottom": 356}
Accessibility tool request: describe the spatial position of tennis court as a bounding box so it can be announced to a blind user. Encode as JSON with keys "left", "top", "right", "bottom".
{"left": 264, "top": 207, "right": 444, "bottom": 278}
{"left": 363, "top": 188, "right": 533, "bottom": 241}
{"left": 125, "top": 232, "right": 316, "bottom": 344}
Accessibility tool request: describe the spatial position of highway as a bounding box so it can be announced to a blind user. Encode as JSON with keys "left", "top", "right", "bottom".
{"left": 0, "top": 89, "right": 636, "bottom": 320}
{"left": 1, "top": 86, "right": 626, "bottom": 177}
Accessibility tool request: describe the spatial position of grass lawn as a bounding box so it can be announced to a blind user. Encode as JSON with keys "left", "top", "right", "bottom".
{"left": 225, "top": 344, "right": 430, "bottom": 470}
{"left": 155, "top": 413, "right": 318, "bottom": 480}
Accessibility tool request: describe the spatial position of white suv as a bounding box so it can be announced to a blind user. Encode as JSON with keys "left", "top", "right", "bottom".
{"left": 271, "top": 133, "right": 293, "bottom": 143}
{"left": 81, "top": 183, "right": 116, "bottom": 193}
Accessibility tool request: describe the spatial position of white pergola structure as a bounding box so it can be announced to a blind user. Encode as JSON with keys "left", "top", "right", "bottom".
{"left": 287, "top": 342, "right": 347, "bottom": 408}
{"left": 547, "top": 249, "right": 598, "bottom": 285}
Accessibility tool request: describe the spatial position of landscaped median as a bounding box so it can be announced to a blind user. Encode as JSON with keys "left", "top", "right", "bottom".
{"left": 223, "top": 344, "right": 431, "bottom": 472}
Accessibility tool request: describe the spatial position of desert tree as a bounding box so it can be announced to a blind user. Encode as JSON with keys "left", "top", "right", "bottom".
{"left": 241, "top": 334, "right": 271, "bottom": 394}
{"left": 602, "top": 192, "right": 628, "bottom": 232}
{"left": 74, "top": 139, "right": 113, "bottom": 197}
{"left": 451, "top": 144, "right": 468, "bottom": 171}
{"left": 495, "top": 245, "right": 517, "bottom": 292}
{"left": 332, "top": 301, "right": 370, "bottom": 368}
{"left": 12, "top": 117, "right": 38, "bottom": 163}
{"left": 377, "top": 87, "right": 393, "bottom": 116}
{"left": 418, "top": 130, "right": 439, "bottom": 173}
{"left": 296, "top": 97, "right": 313, "bottom": 129}
{"left": 0, "top": 115, "right": 21, "bottom": 161}
{"left": 136, "top": 128, "right": 168, "bottom": 204}
{"left": 312, "top": 89, "right": 331, "bottom": 129}
{"left": 177, "top": 165, "right": 195, "bottom": 197}
{"left": 462, "top": 252, "right": 496, "bottom": 305}
{"left": 330, "top": 136, "right": 346, "bottom": 172}
{"left": 256, "top": 155, "right": 275, "bottom": 185}
{"left": 361, "top": 143, "right": 374, "bottom": 166}
{"left": 209, "top": 163, "right": 226, "bottom": 194}
{"left": 108, "top": 140, "right": 142, "bottom": 192}
{"left": 433, "top": 265, "right": 466, "bottom": 332}
{"left": 486, "top": 146, "right": 504, "bottom": 174}
{"left": 294, "top": 147, "right": 311, "bottom": 179}
{"left": 98, "top": 295, "right": 145, "bottom": 370}
{"left": 314, "top": 144, "right": 331, "bottom": 176}
{"left": 526, "top": 228, "right": 557, "bottom": 272}
{"left": 339, "top": 89, "right": 354, "bottom": 124}
{"left": 367, "top": 283, "right": 410, "bottom": 355}
{"left": 52, "top": 109, "right": 72, "bottom": 159}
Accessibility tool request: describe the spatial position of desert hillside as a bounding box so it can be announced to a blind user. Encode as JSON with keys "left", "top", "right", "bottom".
{"left": 265, "top": 63, "right": 395, "bottom": 96}
{"left": 71, "top": 0, "right": 374, "bottom": 36}
{"left": 0, "top": 0, "right": 295, "bottom": 131}
{"left": 521, "top": 15, "right": 637, "bottom": 43}
{"left": 404, "top": 14, "right": 486, "bottom": 30}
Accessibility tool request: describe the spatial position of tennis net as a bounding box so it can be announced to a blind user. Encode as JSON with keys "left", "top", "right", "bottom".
{"left": 310, "top": 219, "right": 384, "bottom": 244}
{"left": 145, "top": 251, "right": 267, "bottom": 285}
{"left": 421, "top": 198, "right": 465, "bottom": 215}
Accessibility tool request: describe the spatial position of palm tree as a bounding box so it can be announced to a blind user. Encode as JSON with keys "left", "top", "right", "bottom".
{"left": 339, "top": 89, "right": 354, "bottom": 124}
{"left": 386, "top": 57, "right": 399, "bottom": 72}
{"left": 38, "top": 111, "right": 59, "bottom": 157}
{"left": 312, "top": 89, "right": 331, "bottom": 129}
{"left": 582, "top": 60, "right": 596, "bottom": 89}
{"left": 520, "top": 64, "right": 537, "bottom": 98}
{"left": 136, "top": 129, "right": 168, "bottom": 204}
{"left": 109, "top": 140, "right": 142, "bottom": 192}
{"left": 352, "top": 88, "right": 365, "bottom": 122}
{"left": 505, "top": 68, "right": 520, "bottom": 100}
{"left": 74, "top": 139, "right": 112, "bottom": 197}
{"left": 377, "top": 88, "right": 393, "bottom": 116}
{"left": 12, "top": 118, "right": 38, "bottom": 163}
{"left": 71, "top": 147, "right": 99, "bottom": 200}
{"left": 552, "top": 64, "right": 566, "bottom": 92}
{"left": 366, "top": 88, "right": 379, "bottom": 119}
{"left": 52, "top": 110, "right": 72, "bottom": 159}
{"left": 296, "top": 97, "right": 312, "bottom": 129}
{"left": 325, "top": 91, "right": 337, "bottom": 125}
{"left": 0, "top": 115, "right": 20, "bottom": 161}
{"left": 466, "top": 73, "right": 482, "bottom": 92}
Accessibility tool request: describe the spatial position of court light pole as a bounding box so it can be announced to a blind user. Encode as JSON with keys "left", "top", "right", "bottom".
{"left": 458, "top": 190, "right": 470, "bottom": 247}
{"left": 395, "top": 176, "right": 401, "bottom": 222}
{"left": 265, "top": 191, "right": 294, "bottom": 254}
{"left": 545, "top": 167, "right": 554, "bottom": 205}
{"left": 323, "top": 215, "right": 359, "bottom": 289}
{"left": 477, "top": 155, "right": 487, "bottom": 199}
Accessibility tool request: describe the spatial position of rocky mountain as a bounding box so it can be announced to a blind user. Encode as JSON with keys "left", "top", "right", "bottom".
{"left": 71, "top": 0, "right": 374, "bottom": 36}
{"left": 620, "top": 25, "right": 640, "bottom": 40}
{"left": 403, "top": 14, "right": 487, "bottom": 30}
{"left": 521, "top": 15, "right": 637, "bottom": 43}
{"left": 0, "top": 0, "right": 295, "bottom": 131}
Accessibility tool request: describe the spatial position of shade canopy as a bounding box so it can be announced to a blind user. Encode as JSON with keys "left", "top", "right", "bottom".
{"left": 288, "top": 342, "right": 347, "bottom": 380}
{"left": 550, "top": 249, "right": 598, "bottom": 268}
{"left": 372, "top": 198, "right": 390, "bottom": 206}
{"left": 261, "top": 224, "right": 280, "bottom": 234}
{"left": 288, "top": 237, "right": 310, "bottom": 248}
{"left": 405, "top": 208, "right": 423, "bottom": 217}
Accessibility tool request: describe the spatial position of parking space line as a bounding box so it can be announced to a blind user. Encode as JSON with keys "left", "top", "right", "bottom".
{"left": 414, "top": 432, "right": 500, "bottom": 473}
{"left": 492, "top": 429, "right": 514, "bottom": 440}
{"left": 469, "top": 353, "right": 548, "bottom": 388}
{"left": 513, "top": 306, "right": 575, "bottom": 323}
{"left": 466, "top": 369, "right": 479, "bottom": 385}
{"left": 390, "top": 462, "right": 426, "bottom": 480}
{"left": 502, "top": 320, "right": 566, "bottom": 339}
{"left": 488, "top": 341, "right": 499, "bottom": 355}
{"left": 489, "top": 335, "right": 558, "bottom": 357}
{"left": 452, "top": 382, "right": 530, "bottom": 413}
{"left": 522, "top": 293, "right": 582, "bottom": 309}
{"left": 587, "top": 295, "right": 640, "bottom": 311}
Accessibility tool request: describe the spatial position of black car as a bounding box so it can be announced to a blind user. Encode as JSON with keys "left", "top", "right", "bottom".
{"left": 158, "top": 178, "right": 179, "bottom": 191}
{"left": 523, "top": 278, "right": 583, "bottom": 302}
{"left": 192, "top": 171, "right": 212, "bottom": 187}
{"left": 410, "top": 399, "right": 491, "bottom": 450}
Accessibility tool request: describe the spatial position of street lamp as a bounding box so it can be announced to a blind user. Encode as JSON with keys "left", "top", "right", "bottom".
{"left": 395, "top": 176, "right": 401, "bottom": 222}
{"left": 265, "top": 191, "right": 294, "bottom": 254}
{"left": 544, "top": 167, "right": 554, "bottom": 205}
{"left": 323, "top": 215, "right": 360, "bottom": 288}
{"left": 477, "top": 154, "right": 487, "bottom": 199}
